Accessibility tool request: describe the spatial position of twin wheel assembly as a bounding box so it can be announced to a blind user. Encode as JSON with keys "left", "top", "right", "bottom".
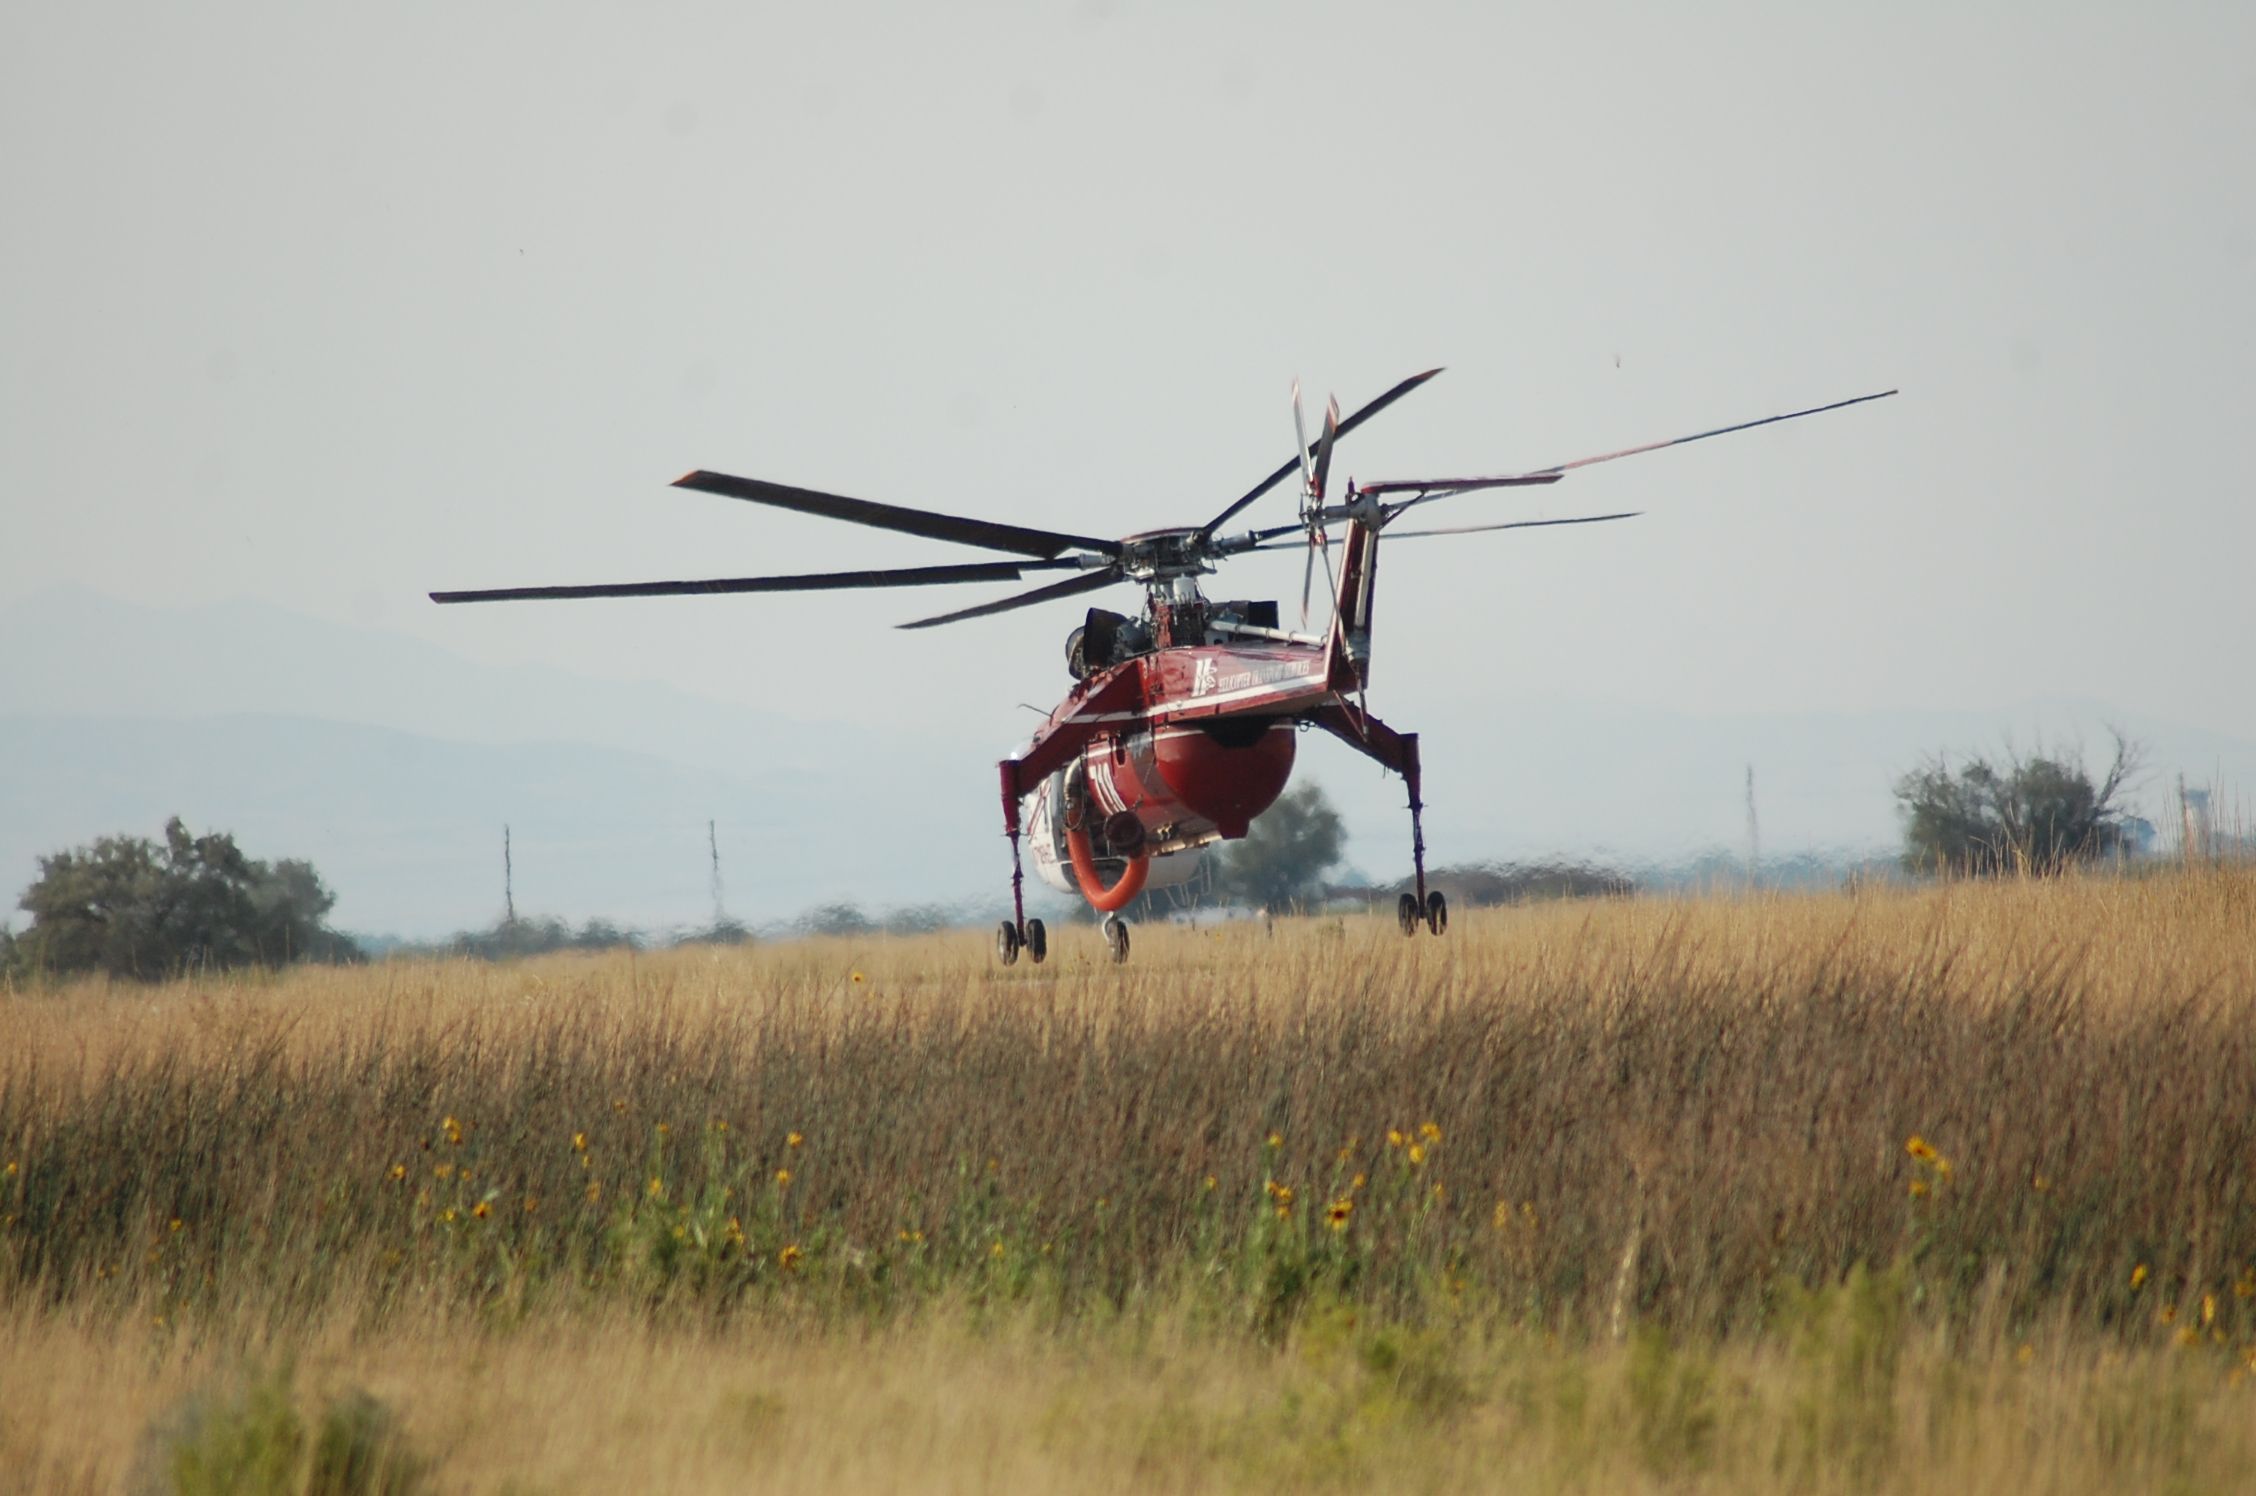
{"left": 1397, "top": 889, "right": 1448, "bottom": 937}
{"left": 995, "top": 913, "right": 1131, "bottom": 966}
{"left": 999, "top": 892, "right": 1444, "bottom": 969}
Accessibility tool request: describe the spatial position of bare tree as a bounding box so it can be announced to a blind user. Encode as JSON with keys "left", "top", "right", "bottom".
{"left": 1895, "top": 730, "right": 2143, "bottom": 875}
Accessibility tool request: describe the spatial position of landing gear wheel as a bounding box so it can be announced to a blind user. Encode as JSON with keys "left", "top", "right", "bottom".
{"left": 1397, "top": 893, "right": 1421, "bottom": 937}
{"left": 1101, "top": 913, "right": 1131, "bottom": 964}
{"left": 1024, "top": 918, "right": 1047, "bottom": 964}
{"left": 996, "top": 920, "right": 1021, "bottom": 966}
{"left": 1425, "top": 890, "right": 1448, "bottom": 937}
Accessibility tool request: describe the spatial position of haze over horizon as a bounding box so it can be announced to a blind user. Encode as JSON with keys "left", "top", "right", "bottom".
{"left": 5, "top": 4, "right": 2250, "bottom": 932}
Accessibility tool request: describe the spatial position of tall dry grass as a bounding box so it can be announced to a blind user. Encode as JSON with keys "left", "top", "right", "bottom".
{"left": 3, "top": 868, "right": 2255, "bottom": 1490}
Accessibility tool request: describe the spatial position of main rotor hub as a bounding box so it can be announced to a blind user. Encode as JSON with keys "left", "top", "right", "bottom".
{"left": 1114, "top": 528, "right": 1215, "bottom": 583}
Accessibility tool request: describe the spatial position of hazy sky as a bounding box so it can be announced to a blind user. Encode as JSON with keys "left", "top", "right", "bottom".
{"left": 6, "top": 4, "right": 2253, "bottom": 752}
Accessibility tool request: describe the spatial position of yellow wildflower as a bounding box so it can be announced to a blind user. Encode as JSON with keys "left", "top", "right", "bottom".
{"left": 3, "top": 1161, "right": 16, "bottom": 1177}
{"left": 439, "top": 1207, "right": 457, "bottom": 1224}
{"left": 1905, "top": 1135, "right": 1936, "bottom": 1162}
{"left": 612, "top": 1098, "right": 627, "bottom": 1113}
{"left": 787, "top": 1131, "right": 804, "bottom": 1149}
{"left": 2203, "top": 1294, "right": 2218, "bottom": 1326}
{"left": 572, "top": 1132, "right": 588, "bottom": 1153}
{"left": 1407, "top": 1144, "right": 1426, "bottom": 1167}
{"left": 990, "top": 1239, "right": 1006, "bottom": 1259}
{"left": 434, "top": 1162, "right": 454, "bottom": 1180}
{"left": 1203, "top": 1174, "right": 1218, "bottom": 1192}
{"left": 2031, "top": 1173, "right": 2051, "bottom": 1192}
{"left": 898, "top": 1228, "right": 924, "bottom": 1245}
{"left": 1272, "top": 1185, "right": 1295, "bottom": 1210}
{"left": 2175, "top": 1325, "right": 2200, "bottom": 1349}
{"left": 656, "top": 1122, "right": 671, "bottom": 1138}
{"left": 472, "top": 1201, "right": 491, "bottom": 1220}
{"left": 1266, "top": 1131, "right": 1283, "bottom": 1150}
{"left": 1351, "top": 1173, "right": 1366, "bottom": 1191}
{"left": 1420, "top": 1121, "right": 1442, "bottom": 1143}
{"left": 388, "top": 1163, "right": 407, "bottom": 1182}
{"left": 2015, "top": 1342, "right": 2035, "bottom": 1366}
{"left": 647, "top": 1177, "right": 665, "bottom": 1199}
{"left": 169, "top": 1218, "right": 183, "bottom": 1233}
{"left": 778, "top": 1243, "right": 803, "bottom": 1271}
{"left": 524, "top": 1197, "right": 539, "bottom": 1214}
{"left": 851, "top": 971, "right": 865, "bottom": 983}
{"left": 1326, "top": 1198, "right": 1354, "bottom": 1231}
{"left": 775, "top": 1168, "right": 792, "bottom": 1188}
{"left": 2131, "top": 1263, "right": 2150, "bottom": 1290}
{"left": 585, "top": 1182, "right": 601, "bottom": 1202}
{"left": 2159, "top": 1304, "right": 2177, "bottom": 1326}
{"left": 1387, "top": 1129, "right": 1406, "bottom": 1149}
{"left": 1908, "top": 1179, "right": 1930, "bottom": 1198}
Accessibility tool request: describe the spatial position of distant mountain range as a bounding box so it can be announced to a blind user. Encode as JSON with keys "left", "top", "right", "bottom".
{"left": 4, "top": 587, "right": 2248, "bottom": 936}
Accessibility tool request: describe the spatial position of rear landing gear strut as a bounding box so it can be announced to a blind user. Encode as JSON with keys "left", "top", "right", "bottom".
{"left": 1309, "top": 703, "right": 1448, "bottom": 940}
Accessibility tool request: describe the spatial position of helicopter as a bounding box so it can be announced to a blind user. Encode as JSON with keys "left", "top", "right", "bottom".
{"left": 432, "top": 371, "right": 1894, "bottom": 964}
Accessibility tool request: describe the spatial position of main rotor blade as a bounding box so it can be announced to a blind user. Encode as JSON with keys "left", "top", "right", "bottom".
{"left": 1519, "top": 388, "right": 1897, "bottom": 479}
{"left": 1236, "top": 512, "right": 1643, "bottom": 552}
{"left": 674, "top": 470, "right": 1121, "bottom": 560}
{"left": 896, "top": 566, "right": 1125, "bottom": 631}
{"left": 1201, "top": 368, "right": 1444, "bottom": 537}
{"left": 1384, "top": 512, "right": 1643, "bottom": 539}
{"left": 431, "top": 559, "right": 1064, "bottom": 605}
{"left": 1356, "top": 472, "right": 1564, "bottom": 498}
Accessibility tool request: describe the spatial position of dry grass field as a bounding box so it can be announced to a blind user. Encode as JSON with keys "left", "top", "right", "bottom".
{"left": 4, "top": 868, "right": 2255, "bottom": 1492}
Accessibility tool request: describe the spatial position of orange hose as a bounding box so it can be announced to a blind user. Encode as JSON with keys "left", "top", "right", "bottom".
{"left": 1064, "top": 819, "right": 1150, "bottom": 911}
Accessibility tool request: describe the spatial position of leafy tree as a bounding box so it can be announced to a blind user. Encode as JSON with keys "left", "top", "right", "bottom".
{"left": 1214, "top": 782, "right": 1347, "bottom": 913}
{"left": 10, "top": 817, "right": 360, "bottom": 980}
{"left": 1895, "top": 733, "right": 2142, "bottom": 875}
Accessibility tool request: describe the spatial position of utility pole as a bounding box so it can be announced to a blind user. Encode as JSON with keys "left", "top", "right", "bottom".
{"left": 503, "top": 823, "right": 516, "bottom": 926}
{"left": 1744, "top": 764, "right": 1761, "bottom": 890}
{"left": 708, "top": 818, "right": 725, "bottom": 928}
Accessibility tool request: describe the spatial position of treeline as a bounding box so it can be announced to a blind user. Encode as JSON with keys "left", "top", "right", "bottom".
{"left": 358, "top": 900, "right": 990, "bottom": 961}
{"left": 0, "top": 736, "right": 2182, "bottom": 983}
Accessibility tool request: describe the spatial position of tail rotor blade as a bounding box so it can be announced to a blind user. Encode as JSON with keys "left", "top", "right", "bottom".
{"left": 1311, "top": 396, "right": 1339, "bottom": 503}
{"left": 1291, "top": 379, "right": 1315, "bottom": 500}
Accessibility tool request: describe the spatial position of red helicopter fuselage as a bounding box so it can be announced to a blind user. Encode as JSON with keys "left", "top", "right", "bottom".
{"left": 1003, "top": 521, "right": 1414, "bottom": 917}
